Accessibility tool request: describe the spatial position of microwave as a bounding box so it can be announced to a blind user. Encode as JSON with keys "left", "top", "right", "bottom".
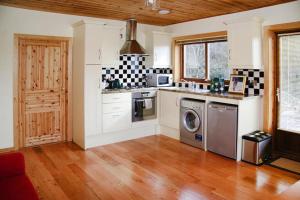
{"left": 146, "top": 74, "right": 173, "bottom": 87}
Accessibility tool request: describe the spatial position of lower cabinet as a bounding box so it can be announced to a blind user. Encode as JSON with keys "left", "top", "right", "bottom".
{"left": 84, "top": 66, "right": 101, "bottom": 137}
{"left": 102, "top": 93, "right": 131, "bottom": 133}
{"left": 159, "top": 91, "right": 181, "bottom": 130}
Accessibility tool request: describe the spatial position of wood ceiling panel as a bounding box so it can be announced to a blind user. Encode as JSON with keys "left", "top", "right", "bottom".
{"left": 0, "top": 0, "right": 296, "bottom": 25}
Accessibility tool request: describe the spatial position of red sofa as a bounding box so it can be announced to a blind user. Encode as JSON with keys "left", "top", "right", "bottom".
{"left": 0, "top": 152, "right": 39, "bottom": 200}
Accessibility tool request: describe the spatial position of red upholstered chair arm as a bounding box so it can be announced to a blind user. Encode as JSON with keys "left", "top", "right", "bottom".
{"left": 0, "top": 152, "right": 25, "bottom": 178}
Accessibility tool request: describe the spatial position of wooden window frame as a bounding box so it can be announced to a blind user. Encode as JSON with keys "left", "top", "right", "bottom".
{"left": 263, "top": 21, "right": 300, "bottom": 134}
{"left": 180, "top": 39, "right": 227, "bottom": 83}
{"left": 172, "top": 31, "right": 227, "bottom": 83}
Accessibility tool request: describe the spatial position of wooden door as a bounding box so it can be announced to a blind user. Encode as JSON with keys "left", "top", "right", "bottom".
{"left": 274, "top": 32, "right": 300, "bottom": 161}
{"left": 17, "top": 35, "right": 71, "bottom": 147}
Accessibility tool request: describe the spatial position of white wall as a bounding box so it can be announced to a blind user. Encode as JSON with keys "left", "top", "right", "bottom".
{"left": 165, "top": 1, "right": 300, "bottom": 36}
{"left": 0, "top": 5, "right": 164, "bottom": 149}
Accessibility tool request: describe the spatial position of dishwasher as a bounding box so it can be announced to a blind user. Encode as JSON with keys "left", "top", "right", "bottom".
{"left": 207, "top": 103, "right": 238, "bottom": 159}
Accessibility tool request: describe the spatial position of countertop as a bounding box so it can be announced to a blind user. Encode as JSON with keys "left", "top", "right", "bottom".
{"left": 102, "top": 87, "right": 262, "bottom": 100}
{"left": 159, "top": 87, "right": 261, "bottom": 100}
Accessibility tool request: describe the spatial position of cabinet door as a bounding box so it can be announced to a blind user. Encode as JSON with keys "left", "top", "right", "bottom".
{"left": 227, "top": 21, "right": 262, "bottom": 69}
{"left": 159, "top": 91, "right": 180, "bottom": 129}
{"left": 84, "top": 65, "right": 101, "bottom": 136}
{"left": 102, "top": 107, "right": 131, "bottom": 133}
{"left": 102, "top": 94, "right": 131, "bottom": 133}
{"left": 153, "top": 33, "right": 171, "bottom": 68}
{"left": 85, "top": 24, "right": 102, "bottom": 65}
{"left": 100, "top": 27, "right": 121, "bottom": 67}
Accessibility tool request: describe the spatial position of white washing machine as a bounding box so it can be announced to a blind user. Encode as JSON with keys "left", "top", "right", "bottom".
{"left": 180, "top": 98, "right": 205, "bottom": 149}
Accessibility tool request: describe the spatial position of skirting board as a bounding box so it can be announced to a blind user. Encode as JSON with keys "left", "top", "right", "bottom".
{"left": 159, "top": 125, "right": 180, "bottom": 140}
{"left": 85, "top": 125, "right": 159, "bottom": 149}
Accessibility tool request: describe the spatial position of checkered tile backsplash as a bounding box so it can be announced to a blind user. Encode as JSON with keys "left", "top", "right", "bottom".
{"left": 102, "top": 55, "right": 172, "bottom": 87}
{"left": 102, "top": 55, "right": 264, "bottom": 95}
{"left": 233, "top": 69, "right": 264, "bottom": 95}
{"left": 173, "top": 69, "right": 264, "bottom": 95}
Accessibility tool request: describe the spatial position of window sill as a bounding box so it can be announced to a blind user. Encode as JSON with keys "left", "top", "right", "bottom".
{"left": 180, "top": 78, "right": 230, "bottom": 85}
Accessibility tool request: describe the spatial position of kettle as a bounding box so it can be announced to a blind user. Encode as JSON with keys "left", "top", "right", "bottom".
{"left": 112, "top": 79, "right": 122, "bottom": 89}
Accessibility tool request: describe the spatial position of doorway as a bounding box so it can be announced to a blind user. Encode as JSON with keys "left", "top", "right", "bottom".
{"left": 14, "top": 35, "right": 72, "bottom": 148}
{"left": 275, "top": 32, "right": 300, "bottom": 161}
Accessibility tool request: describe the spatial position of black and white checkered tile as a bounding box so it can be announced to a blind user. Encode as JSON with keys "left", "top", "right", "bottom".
{"left": 173, "top": 82, "right": 212, "bottom": 90}
{"left": 102, "top": 56, "right": 264, "bottom": 95}
{"left": 233, "top": 69, "right": 264, "bottom": 95}
{"left": 173, "top": 68, "right": 264, "bottom": 95}
{"left": 102, "top": 55, "right": 172, "bottom": 87}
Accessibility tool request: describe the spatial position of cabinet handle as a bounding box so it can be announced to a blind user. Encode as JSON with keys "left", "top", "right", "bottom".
{"left": 112, "top": 107, "right": 120, "bottom": 110}
{"left": 228, "top": 49, "right": 231, "bottom": 61}
{"left": 112, "top": 114, "right": 120, "bottom": 118}
{"left": 112, "top": 97, "right": 120, "bottom": 100}
{"left": 154, "top": 53, "right": 157, "bottom": 62}
{"left": 176, "top": 97, "right": 180, "bottom": 107}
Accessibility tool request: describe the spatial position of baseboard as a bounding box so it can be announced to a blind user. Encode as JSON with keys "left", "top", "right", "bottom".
{"left": 159, "top": 125, "right": 180, "bottom": 140}
{"left": 0, "top": 147, "right": 16, "bottom": 153}
{"left": 85, "top": 125, "right": 158, "bottom": 149}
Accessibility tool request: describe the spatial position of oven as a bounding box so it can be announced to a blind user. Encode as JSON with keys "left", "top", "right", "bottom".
{"left": 132, "top": 90, "right": 157, "bottom": 122}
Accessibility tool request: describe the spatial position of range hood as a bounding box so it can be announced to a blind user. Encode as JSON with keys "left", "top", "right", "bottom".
{"left": 120, "top": 19, "right": 148, "bottom": 56}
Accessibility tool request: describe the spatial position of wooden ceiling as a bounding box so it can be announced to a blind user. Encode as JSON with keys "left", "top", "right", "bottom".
{"left": 0, "top": 0, "right": 296, "bottom": 26}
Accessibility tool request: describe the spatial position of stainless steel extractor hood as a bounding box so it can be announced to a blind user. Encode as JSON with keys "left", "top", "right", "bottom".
{"left": 120, "top": 19, "right": 148, "bottom": 56}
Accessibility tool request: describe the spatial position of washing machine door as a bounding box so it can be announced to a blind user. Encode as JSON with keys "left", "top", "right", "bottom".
{"left": 183, "top": 109, "right": 200, "bottom": 133}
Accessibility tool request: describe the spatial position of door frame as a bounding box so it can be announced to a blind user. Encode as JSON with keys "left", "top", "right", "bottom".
{"left": 263, "top": 22, "right": 300, "bottom": 160}
{"left": 13, "top": 34, "right": 73, "bottom": 149}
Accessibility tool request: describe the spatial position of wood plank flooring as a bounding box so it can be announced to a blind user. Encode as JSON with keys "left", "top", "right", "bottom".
{"left": 20, "top": 135, "right": 300, "bottom": 200}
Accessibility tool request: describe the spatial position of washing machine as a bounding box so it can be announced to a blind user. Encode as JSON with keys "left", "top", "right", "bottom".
{"left": 180, "top": 98, "right": 205, "bottom": 149}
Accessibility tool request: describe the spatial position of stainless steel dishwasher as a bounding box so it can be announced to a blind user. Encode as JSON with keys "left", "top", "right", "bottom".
{"left": 207, "top": 103, "right": 238, "bottom": 159}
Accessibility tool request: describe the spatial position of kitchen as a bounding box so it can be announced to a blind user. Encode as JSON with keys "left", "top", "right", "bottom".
{"left": 0, "top": 1, "right": 300, "bottom": 200}
{"left": 72, "top": 17, "right": 262, "bottom": 161}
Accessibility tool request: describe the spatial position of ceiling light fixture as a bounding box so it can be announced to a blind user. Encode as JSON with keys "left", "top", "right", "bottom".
{"left": 158, "top": 9, "right": 170, "bottom": 15}
{"left": 145, "top": 0, "right": 160, "bottom": 10}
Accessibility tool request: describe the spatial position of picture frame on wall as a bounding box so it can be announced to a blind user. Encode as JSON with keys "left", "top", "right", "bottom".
{"left": 228, "top": 75, "right": 247, "bottom": 94}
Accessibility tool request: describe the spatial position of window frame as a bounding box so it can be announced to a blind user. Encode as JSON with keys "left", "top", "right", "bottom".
{"left": 180, "top": 39, "right": 228, "bottom": 83}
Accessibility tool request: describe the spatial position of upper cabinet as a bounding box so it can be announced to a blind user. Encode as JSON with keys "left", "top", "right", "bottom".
{"left": 73, "top": 20, "right": 121, "bottom": 67}
{"left": 145, "top": 31, "right": 172, "bottom": 68}
{"left": 99, "top": 26, "right": 121, "bottom": 67}
{"left": 226, "top": 18, "right": 262, "bottom": 69}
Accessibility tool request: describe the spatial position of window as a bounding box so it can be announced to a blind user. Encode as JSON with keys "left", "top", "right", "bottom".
{"left": 181, "top": 40, "right": 229, "bottom": 81}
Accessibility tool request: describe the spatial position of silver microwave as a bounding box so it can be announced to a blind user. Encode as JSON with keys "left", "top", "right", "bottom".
{"left": 146, "top": 73, "right": 173, "bottom": 87}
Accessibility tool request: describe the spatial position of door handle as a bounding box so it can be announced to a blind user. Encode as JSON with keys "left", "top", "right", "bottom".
{"left": 176, "top": 97, "right": 180, "bottom": 107}
{"left": 276, "top": 88, "right": 280, "bottom": 102}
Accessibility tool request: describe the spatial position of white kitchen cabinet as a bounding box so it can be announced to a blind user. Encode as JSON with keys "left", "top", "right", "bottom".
{"left": 84, "top": 24, "right": 102, "bottom": 65}
{"left": 145, "top": 31, "right": 172, "bottom": 68}
{"left": 99, "top": 26, "right": 121, "bottom": 67}
{"left": 102, "top": 93, "right": 131, "bottom": 133}
{"left": 73, "top": 20, "right": 121, "bottom": 67}
{"left": 84, "top": 66, "right": 102, "bottom": 136}
{"left": 159, "top": 91, "right": 181, "bottom": 130}
{"left": 227, "top": 18, "right": 262, "bottom": 69}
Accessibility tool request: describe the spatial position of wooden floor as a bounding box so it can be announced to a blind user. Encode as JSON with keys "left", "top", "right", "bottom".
{"left": 20, "top": 135, "right": 300, "bottom": 200}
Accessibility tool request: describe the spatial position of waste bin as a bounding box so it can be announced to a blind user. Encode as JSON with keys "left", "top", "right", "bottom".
{"left": 242, "top": 131, "right": 272, "bottom": 165}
